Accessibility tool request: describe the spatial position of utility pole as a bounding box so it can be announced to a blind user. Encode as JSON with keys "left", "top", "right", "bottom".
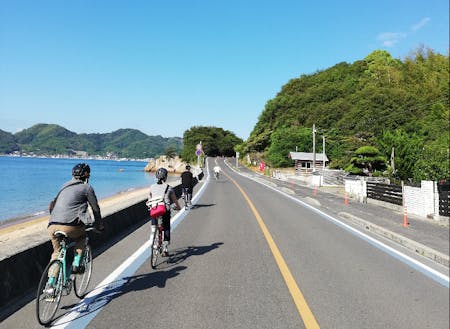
{"left": 312, "top": 124, "right": 316, "bottom": 172}
{"left": 322, "top": 134, "right": 326, "bottom": 170}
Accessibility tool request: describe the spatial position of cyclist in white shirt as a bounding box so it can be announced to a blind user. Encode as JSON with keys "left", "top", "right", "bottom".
{"left": 213, "top": 165, "right": 221, "bottom": 179}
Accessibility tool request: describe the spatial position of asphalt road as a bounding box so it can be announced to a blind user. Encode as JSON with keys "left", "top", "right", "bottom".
{"left": 1, "top": 158, "right": 449, "bottom": 329}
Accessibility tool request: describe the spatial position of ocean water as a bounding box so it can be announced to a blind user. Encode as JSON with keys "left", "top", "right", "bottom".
{"left": 0, "top": 156, "right": 155, "bottom": 223}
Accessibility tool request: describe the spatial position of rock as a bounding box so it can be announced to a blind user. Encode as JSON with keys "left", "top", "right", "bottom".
{"left": 144, "top": 156, "right": 187, "bottom": 174}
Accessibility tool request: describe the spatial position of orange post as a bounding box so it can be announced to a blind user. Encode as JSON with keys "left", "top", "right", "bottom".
{"left": 313, "top": 186, "right": 318, "bottom": 196}
{"left": 344, "top": 192, "right": 349, "bottom": 205}
{"left": 403, "top": 206, "right": 409, "bottom": 227}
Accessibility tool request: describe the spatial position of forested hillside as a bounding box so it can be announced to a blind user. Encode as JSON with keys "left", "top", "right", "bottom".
{"left": 181, "top": 126, "right": 243, "bottom": 163}
{"left": 239, "top": 48, "right": 449, "bottom": 182}
{"left": 0, "top": 124, "right": 182, "bottom": 158}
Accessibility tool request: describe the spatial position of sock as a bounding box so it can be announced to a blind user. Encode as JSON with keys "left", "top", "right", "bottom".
{"left": 73, "top": 254, "right": 81, "bottom": 267}
{"left": 47, "top": 276, "right": 56, "bottom": 286}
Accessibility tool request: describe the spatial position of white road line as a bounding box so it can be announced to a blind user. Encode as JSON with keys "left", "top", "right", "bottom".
{"left": 53, "top": 166, "right": 210, "bottom": 328}
{"left": 224, "top": 160, "right": 450, "bottom": 288}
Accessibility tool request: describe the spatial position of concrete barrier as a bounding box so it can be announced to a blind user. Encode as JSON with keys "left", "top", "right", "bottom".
{"left": 0, "top": 200, "right": 149, "bottom": 311}
{"left": 0, "top": 176, "right": 204, "bottom": 313}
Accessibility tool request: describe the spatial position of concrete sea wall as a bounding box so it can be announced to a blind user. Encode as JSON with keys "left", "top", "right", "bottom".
{"left": 0, "top": 200, "right": 149, "bottom": 311}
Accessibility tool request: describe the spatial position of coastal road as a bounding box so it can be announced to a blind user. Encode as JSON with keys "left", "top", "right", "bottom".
{"left": 1, "top": 158, "right": 449, "bottom": 329}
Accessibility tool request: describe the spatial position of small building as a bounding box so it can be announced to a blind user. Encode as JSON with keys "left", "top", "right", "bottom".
{"left": 289, "top": 152, "right": 329, "bottom": 173}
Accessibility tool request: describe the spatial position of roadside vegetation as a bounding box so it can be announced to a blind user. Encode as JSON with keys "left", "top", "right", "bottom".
{"left": 236, "top": 48, "right": 449, "bottom": 182}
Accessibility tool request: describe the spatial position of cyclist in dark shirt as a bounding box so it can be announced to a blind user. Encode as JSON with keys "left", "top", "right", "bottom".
{"left": 180, "top": 164, "right": 194, "bottom": 208}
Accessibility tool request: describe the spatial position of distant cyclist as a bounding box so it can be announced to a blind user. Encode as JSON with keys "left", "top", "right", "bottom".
{"left": 180, "top": 164, "right": 194, "bottom": 208}
{"left": 47, "top": 163, "right": 104, "bottom": 278}
{"left": 148, "top": 168, "right": 181, "bottom": 257}
{"left": 213, "top": 165, "right": 221, "bottom": 179}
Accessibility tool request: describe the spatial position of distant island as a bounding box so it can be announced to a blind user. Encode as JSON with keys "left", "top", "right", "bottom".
{"left": 0, "top": 124, "right": 182, "bottom": 159}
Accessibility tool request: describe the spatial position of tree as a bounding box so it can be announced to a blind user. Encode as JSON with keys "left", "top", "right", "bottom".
{"left": 266, "top": 126, "right": 312, "bottom": 167}
{"left": 181, "top": 126, "right": 243, "bottom": 163}
{"left": 346, "top": 146, "right": 387, "bottom": 176}
{"left": 165, "top": 146, "right": 178, "bottom": 159}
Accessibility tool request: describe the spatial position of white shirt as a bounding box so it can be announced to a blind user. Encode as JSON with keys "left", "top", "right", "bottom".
{"left": 213, "top": 166, "right": 221, "bottom": 173}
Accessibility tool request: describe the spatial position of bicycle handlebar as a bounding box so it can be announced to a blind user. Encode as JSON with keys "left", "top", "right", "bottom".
{"left": 85, "top": 226, "right": 103, "bottom": 234}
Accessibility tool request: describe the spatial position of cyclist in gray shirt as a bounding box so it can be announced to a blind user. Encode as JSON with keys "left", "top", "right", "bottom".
{"left": 48, "top": 163, "right": 104, "bottom": 274}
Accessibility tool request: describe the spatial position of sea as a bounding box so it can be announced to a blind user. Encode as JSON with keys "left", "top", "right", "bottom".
{"left": 0, "top": 156, "right": 156, "bottom": 224}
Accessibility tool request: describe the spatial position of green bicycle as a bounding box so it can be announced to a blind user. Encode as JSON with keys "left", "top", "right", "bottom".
{"left": 36, "top": 226, "right": 98, "bottom": 325}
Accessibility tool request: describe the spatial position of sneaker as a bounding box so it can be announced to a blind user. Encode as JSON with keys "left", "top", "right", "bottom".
{"left": 162, "top": 242, "right": 170, "bottom": 257}
{"left": 45, "top": 287, "right": 55, "bottom": 295}
{"left": 74, "top": 265, "right": 85, "bottom": 274}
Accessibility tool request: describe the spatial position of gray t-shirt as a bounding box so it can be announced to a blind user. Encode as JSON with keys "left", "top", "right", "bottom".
{"left": 50, "top": 178, "right": 102, "bottom": 225}
{"left": 149, "top": 182, "right": 175, "bottom": 207}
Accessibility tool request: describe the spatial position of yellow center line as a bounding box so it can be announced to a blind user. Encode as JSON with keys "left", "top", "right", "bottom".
{"left": 224, "top": 171, "right": 320, "bottom": 329}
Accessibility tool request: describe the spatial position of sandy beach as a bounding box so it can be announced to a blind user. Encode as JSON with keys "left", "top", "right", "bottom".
{"left": 0, "top": 187, "right": 150, "bottom": 261}
{"left": 0, "top": 175, "right": 184, "bottom": 261}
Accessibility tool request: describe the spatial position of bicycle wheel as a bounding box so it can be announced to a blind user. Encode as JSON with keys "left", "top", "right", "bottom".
{"left": 74, "top": 245, "right": 93, "bottom": 298}
{"left": 183, "top": 191, "right": 188, "bottom": 209}
{"left": 150, "top": 231, "right": 160, "bottom": 269}
{"left": 36, "top": 260, "right": 63, "bottom": 326}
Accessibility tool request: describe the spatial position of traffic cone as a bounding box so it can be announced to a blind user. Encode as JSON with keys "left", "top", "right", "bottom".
{"left": 344, "top": 192, "right": 349, "bottom": 205}
{"left": 403, "top": 206, "right": 409, "bottom": 227}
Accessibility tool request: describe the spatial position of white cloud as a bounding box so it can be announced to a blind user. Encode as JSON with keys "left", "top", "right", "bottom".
{"left": 375, "top": 17, "right": 431, "bottom": 48}
{"left": 411, "top": 17, "right": 430, "bottom": 32}
{"left": 377, "top": 32, "right": 407, "bottom": 47}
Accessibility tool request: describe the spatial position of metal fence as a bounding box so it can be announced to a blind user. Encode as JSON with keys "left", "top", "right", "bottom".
{"left": 437, "top": 181, "right": 449, "bottom": 217}
{"left": 366, "top": 182, "right": 403, "bottom": 205}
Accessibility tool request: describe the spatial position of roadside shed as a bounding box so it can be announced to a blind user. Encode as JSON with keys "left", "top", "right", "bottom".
{"left": 289, "top": 152, "right": 329, "bottom": 173}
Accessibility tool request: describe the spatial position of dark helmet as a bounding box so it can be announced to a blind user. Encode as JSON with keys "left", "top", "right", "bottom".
{"left": 155, "top": 167, "right": 168, "bottom": 181}
{"left": 72, "top": 163, "right": 90, "bottom": 180}
{"left": 186, "top": 164, "right": 191, "bottom": 170}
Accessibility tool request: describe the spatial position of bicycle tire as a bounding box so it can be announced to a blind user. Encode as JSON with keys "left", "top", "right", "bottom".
{"left": 36, "top": 259, "right": 63, "bottom": 325}
{"left": 150, "top": 230, "right": 160, "bottom": 269}
{"left": 74, "top": 245, "right": 93, "bottom": 298}
{"left": 183, "top": 191, "right": 188, "bottom": 209}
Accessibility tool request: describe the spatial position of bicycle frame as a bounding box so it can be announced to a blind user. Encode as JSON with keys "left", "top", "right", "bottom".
{"left": 54, "top": 235, "right": 75, "bottom": 292}
{"left": 150, "top": 216, "right": 164, "bottom": 269}
{"left": 36, "top": 228, "right": 94, "bottom": 325}
{"left": 182, "top": 187, "right": 191, "bottom": 208}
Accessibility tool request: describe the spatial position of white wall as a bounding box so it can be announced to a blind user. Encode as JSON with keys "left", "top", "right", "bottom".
{"left": 404, "top": 181, "right": 435, "bottom": 218}
{"left": 345, "top": 179, "right": 444, "bottom": 220}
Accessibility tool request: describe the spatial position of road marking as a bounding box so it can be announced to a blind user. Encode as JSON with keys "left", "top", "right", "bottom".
{"left": 223, "top": 170, "right": 320, "bottom": 329}
{"left": 225, "top": 161, "right": 450, "bottom": 288}
{"left": 52, "top": 174, "right": 210, "bottom": 328}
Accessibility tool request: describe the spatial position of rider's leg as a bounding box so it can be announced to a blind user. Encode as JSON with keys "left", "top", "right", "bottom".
{"left": 149, "top": 217, "right": 157, "bottom": 248}
{"left": 162, "top": 212, "right": 171, "bottom": 256}
{"left": 188, "top": 187, "right": 193, "bottom": 205}
{"left": 66, "top": 226, "right": 86, "bottom": 273}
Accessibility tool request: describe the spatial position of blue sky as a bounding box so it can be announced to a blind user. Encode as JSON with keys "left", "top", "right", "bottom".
{"left": 0, "top": 0, "right": 448, "bottom": 140}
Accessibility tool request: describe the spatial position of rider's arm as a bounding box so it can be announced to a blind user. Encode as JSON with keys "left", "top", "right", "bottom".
{"left": 170, "top": 191, "right": 181, "bottom": 210}
{"left": 87, "top": 186, "right": 104, "bottom": 230}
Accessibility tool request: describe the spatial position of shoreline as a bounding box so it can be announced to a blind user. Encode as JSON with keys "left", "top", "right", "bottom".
{"left": 0, "top": 186, "right": 149, "bottom": 232}
{"left": 0, "top": 176, "right": 181, "bottom": 233}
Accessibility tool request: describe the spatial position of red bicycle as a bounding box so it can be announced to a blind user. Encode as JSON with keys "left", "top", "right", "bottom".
{"left": 146, "top": 197, "right": 167, "bottom": 269}
{"left": 150, "top": 216, "right": 164, "bottom": 269}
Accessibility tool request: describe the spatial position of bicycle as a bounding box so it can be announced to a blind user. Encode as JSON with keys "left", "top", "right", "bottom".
{"left": 36, "top": 226, "right": 98, "bottom": 325}
{"left": 150, "top": 215, "right": 165, "bottom": 269}
{"left": 146, "top": 196, "right": 176, "bottom": 269}
{"left": 182, "top": 187, "right": 191, "bottom": 209}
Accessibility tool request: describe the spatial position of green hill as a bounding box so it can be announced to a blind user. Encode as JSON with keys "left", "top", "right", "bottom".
{"left": 2, "top": 124, "right": 182, "bottom": 159}
{"left": 240, "top": 48, "right": 449, "bottom": 182}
